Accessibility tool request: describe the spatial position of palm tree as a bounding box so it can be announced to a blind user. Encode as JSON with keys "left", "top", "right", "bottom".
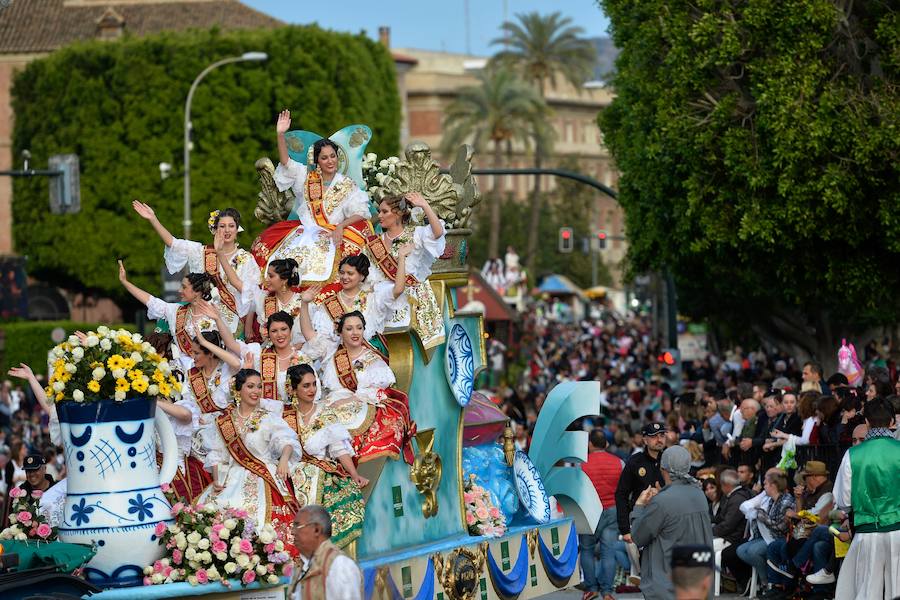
{"left": 490, "top": 11, "right": 597, "bottom": 279}
{"left": 442, "top": 67, "right": 548, "bottom": 259}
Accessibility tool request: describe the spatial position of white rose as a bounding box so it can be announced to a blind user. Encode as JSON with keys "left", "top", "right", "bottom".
{"left": 224, "top": 562, "right": 237, "bottom": 574}
{"left": 200, "top": 551, "right": 212, "bottom": 563}
{"left": 97, "top": 325, "right": 110, "bottom": 336}
{"left": 218, "top": 528, "right": 230, "bottom": 540}
{"left": 215, "top": 551, "right": 227, "bottom": 561}
{"left": 131, "top": 333, "right": 143, "bottom": 344}
{"left": 15, "top": 532, "right": 27, "bottom": 541}
{"left": 258, "top": 530, "right": 274, "bottom": 545}
{"left": 112, "top": 368, "right": 126, "bottom": 380}
{"left": 64, "top": 362, "right": 77, "bottom": 373}
{"left": 52, "top": 381, "right": 65, "bottom": 392}
{"left": 207, "top": 566, "right": 220, "bottom": 581}
{"left": 375, "top": 172, "right": 386, "bottom": 184}
{"left": 388, "top": 156, "right": 400, "bottom": 164}
{"left": 185, "top": 547, "right": 197, "bottom": 560}
{"left": 68, "top": 335, "right": 80, "bottom": 346}
{"left": 52, "top": 346, "right": 65, "bottom": 357}
{"left": 197, "top": 538, "right": 210, "bottom": 550}
{"left": 267, "top": 574, "right": 279, "bottom": 585}
{"left": 72, "top": 389, "right": 84, "bottom": 402}
{"left": 186, "top": 575, "right": 197, "bottom": 586}
{"left": 160, "top": 558, "right": 170, "bottom": 567}
{"left": 148, "top": 384, "right": 159, "bottom": 396}
{"left": 159, "top": 361, "right": 172, "bottom": 375}
{"left": 92, "top": 367, "right": 106, "bottom": 380}
{"left": 85, "top": 335, "right": 100, "bottom": 347}
{"left": 114, "top": 390, "right": 126, "bottom": 401}
{"left": 223, "top": 518, "right": 237, "bottom": 530}
{"left": 175, "top": 532, "right": 186, "bottom": 546}
{"left": 274, "top": 540, "right": 285, "bottom": 552}
{"left": 256, "top": 564, "right": 267, "bottom": 576}
{"left": 143, "top": 565, "right": 153, "bottom": 575}
{"left": 187, "top": 531, "right": 202, "bottom": 545}
{"left": 8, "top": 514, "right": 17, "bottom": 524}
{"left": 72, "top": 347, "right": 85, "bottom": 360}
{"left": 100, "top": 338, "right": 112, "bottom": 351}
{"left": 379, "top": 159, "right": 388, "bottom": 168}
{"left": 142, "top": 341, "right": 153, "bottom": 353}
{"left": 130, "top": 351, "right": 142, "bottom": 364}
{"left": 236, "top": 554, "right": 250, "bottom": 568}
{"left": 366, "top": 153, "right": 376, "bottom": 161}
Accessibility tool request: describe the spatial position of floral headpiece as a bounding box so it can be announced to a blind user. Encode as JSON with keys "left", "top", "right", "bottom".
{"left": 208, "top": 210, "right": 245, "bottom": 234}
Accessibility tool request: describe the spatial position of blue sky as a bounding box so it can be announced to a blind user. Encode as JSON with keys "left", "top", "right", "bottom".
{"left": 243, "top": 1, "right": 610, "bottom": 57}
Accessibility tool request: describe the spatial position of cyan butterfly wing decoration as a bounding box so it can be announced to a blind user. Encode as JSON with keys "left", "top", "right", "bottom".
{"left": 283, "top": 124, "right": 372, "bottom": 190}
{"left": 528, "top": 381, "right": 603, "bottom": 534}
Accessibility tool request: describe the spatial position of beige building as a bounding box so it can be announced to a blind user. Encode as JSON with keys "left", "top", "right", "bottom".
{"left": 391, "top": 44, "right": 626, "bottom": 280}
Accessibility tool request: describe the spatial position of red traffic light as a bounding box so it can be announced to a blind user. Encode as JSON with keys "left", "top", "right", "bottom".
{"left": 597, "top": 231, "right": 607, "bottom": 240}
{"left": 561, "top": 229, "right": 572, "bottom": 240}
{"left": 658, "top": 351, "right": 676, "bottom": 366}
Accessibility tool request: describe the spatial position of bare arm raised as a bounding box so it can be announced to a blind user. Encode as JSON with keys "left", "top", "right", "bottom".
{"left": 276, "top": 110, "right": 292, "bottom": 168}
{"left": 118, "top": 260, "right": 152, "bottom": 306}
{"left": 133, "top": 200, "right": 176, "bottom": 247}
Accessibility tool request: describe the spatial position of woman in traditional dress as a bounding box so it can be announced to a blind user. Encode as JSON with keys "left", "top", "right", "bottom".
{"left": 132, "top": 201, "right": 260, "bottom": 334}
{"left": 283, "top": 364, "right": 367, "bottom": 552}
{"left": 298, "top": 298, "right": 416, "bottom": 465}
{"left": 117, "top": 260, "right": 218, "bottom": 369}
{"left": 223, "top": 311, "right": 321, "bottom": 405}
{"left": 199, "top": 369, "right": 301, "bottom": 528}
{"left": 254, "top": 110, "right": 372, "bottom": 283}
{"left": 364, "top": 192, "right": 446, "bottom": 350}
{"left": 251, "top": 258, "right": 304, "bottom": 345}
{"left": 308, "top": 254, "right": 405, "bottom": 345}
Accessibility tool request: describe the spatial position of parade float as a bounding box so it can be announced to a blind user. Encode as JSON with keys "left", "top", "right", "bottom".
{"left": 1, "top": 130, "right": 603, "bottom": 600}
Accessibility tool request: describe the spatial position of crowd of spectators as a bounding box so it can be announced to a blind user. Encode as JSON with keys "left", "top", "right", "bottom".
{"left": 488, "top": 302, "right": 900, "bottom": 599}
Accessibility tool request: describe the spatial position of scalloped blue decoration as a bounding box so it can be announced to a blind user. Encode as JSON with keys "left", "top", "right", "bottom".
{"left": 513, "top": 450, "right": 551, "bottom": 524}
{"left": 445, "top": 324, "right": 475, "bottom": 407}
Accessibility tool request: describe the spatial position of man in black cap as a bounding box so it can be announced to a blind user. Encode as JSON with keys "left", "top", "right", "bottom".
{"left": 614, "top": 421, "right": 666, "bottom": 583}
{"left": 2, "top": 454, "right": 56, "bottom": 527}
{"left": 671, "top": 544, "right": 715, "bottom": 600}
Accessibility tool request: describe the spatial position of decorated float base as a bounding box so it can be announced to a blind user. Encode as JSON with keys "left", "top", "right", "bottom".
{"left": 81, "top": 578, "right": 288, "bottom": 599}
{"left": 358, "top": 518, "right": 578, "bottom": 600}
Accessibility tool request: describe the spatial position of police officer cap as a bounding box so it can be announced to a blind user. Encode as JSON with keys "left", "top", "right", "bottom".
{"left": 23, "top": 454, "right": 46, "bottom": 471}
{"left": 641, "top": 422, "right": 666, "bottom": 436}
{"left": 671, "top": 544, "right": 715, "bottom": 569}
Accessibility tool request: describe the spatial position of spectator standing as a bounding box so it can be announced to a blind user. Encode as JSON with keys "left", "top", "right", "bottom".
{"left": 629, "top": 445, "right": 714, "bottom": 600}
{"left": 834, "top": 399, "right": 900, "bottom": 600}
{"left": 579, "top": 429, "right": 625, "bottom": 600}
{"left": 289, "top": 504, "right": 363, "bottom": 600}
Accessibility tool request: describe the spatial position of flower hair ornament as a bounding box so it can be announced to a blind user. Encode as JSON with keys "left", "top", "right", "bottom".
{"left": 207, "top": 209, "right": 245, "bottom": 234}
{"left": 230, "top": 376, "right": 240, "bottom": 407}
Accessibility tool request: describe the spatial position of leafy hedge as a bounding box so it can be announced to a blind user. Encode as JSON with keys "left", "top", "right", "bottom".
{"left": 0, "top": 321, "right": 135, "bottom": 377}
{"left": 12, "top": 25, "right": 401, "bottom": 299}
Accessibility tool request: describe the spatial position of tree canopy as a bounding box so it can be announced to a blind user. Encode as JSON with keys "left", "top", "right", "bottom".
{"left": 12, "top": 25, "right": 400, "bottom": 299}
{"left": 600, "top": 0, "right": 900, "bottom": 358}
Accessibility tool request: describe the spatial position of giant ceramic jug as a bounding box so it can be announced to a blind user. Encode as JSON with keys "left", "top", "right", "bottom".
{"left": 56, "top": 397, "right": 178, "bottom": 588}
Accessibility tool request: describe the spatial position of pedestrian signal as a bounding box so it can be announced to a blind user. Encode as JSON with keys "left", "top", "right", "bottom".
{"left": 558, "top": 227, "right": 574, "bottom": 253}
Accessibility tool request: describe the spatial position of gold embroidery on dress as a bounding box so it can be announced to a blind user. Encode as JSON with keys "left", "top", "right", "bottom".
{"left": 323, "top": 178, "right": 355, "bottom": 216}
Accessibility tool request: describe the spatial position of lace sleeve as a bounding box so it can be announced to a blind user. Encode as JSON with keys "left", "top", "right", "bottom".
{"left": 310, "top": 303, "right": 340, "bottom": 341}
{"left": 146, "top": 296, "right": 176, "bottom": 322}
{"left": 304, "top": 333, "right": 337, "bottom": 361}
{"left": 201, "top": 421, "right": 229, "bottom": 471}
{"left": 365, "top": 283, "right": 401, "bottom": 338}
{"left": 235, "top": 251, "right": 262, "bottom": 317}
{"left": 163, "top": 238, "right": 204, "bottom": 274}
{"left": 303, "top": 423, "right": 354, "bottom": 459}
{"left": 266, "top": 413, "right": 302, "bottom": 463}
{"left": 273, "top": 158, "right": 307, "bottom": 194}
{"left": 335, "top": 183, "right": 372, "bottom": 222}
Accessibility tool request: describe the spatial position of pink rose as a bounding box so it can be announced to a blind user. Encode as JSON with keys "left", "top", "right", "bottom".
{"left": 163, "top": 566, "right": 173, "bottom": 578}
{"left": 9, "top": 487, "right": 25, "bottom": 499}
{"left": 466, "top": 513, "right": 476, "bottom": 525}
{"left": 463, "top": 492, "right": 475, "bottom": 504}
{"left": 36, "top": 523, "right": 52, "bottom": 538}
{"left": 239, "top": 539, "right": 253, "bottom": 554}
{"left": 153, "top": 560, "right": 164, "bottom": 572}
{"left": 171, "top": 502, "right": 185, "bottom": 515}
{"left": 30, "top": 489, "right": 43, "bottom": 499}
{"left": 489, "top": 507, "right": 501, "bottom": 518}
{"left": 212, "top": 523, "right": 225, "bottom": 534}
{"left": 212, "top": 540, "right": 227, "bottom": 554}
{"left": 160, "top": 483, "right": 171, "bottom": 492}
{"left": 233, "top": 509, "right": 249, "bottom": 518}
{"left": 17, "top": 511, "right": 32, "bottom": 524}
{"left": 242, "top": 570, "right": 256, "bottom": 585}
{"left": 475, "top": 506, "right": 489, "bottom": 520}
{"left": 172, "top": 549, "right": 183, "bottom": 565}
{"left": 154, "top": 522, "right": 167, "bottom": 536}
{"left": 196, "top": 569, "right": 209, "bottom": 584}
{"left": 264, "top": 543, "right": 275, "bottom": 553}
{"left": 143, "top": 576, "right": 153, "bottom": 586}
{"left": 282, "top": 563, "right": 293, "bottom": 578}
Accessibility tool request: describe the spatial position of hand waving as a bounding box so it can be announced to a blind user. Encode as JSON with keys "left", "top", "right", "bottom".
{"left": 8, "top": 363, "right": 35, "bottom": 382}
{"left": 300, "top": 285, "right": 322, "bottom": 304}
{"left": 118, "top": 260, "right": 128, "bottom": 283}
{"left": 132, "top": 200, "right": 156, "bottom": 221}
{"left": 405, "top": 192, "right": 427, "bottom": 208}
{"left": 276, "top": 110, "right": 292, "bottom": 135}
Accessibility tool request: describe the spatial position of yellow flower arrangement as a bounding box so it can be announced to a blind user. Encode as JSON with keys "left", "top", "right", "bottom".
{"left": 44, "top": 327, "right": 182, "bottom": 405}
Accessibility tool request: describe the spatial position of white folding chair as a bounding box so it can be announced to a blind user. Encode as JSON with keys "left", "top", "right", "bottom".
{"left": 712, "top": 537, "right": 730, "bottom": 597}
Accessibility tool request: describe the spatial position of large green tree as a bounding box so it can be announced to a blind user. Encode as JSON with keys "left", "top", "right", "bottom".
{"left": 12, "top": 26, "right": 400, "bottom": 302}
{"left": 441, "top": 67, "right": 548, "bottom": 259}
{"left": 600, "top": 0, "right": 900, "bottom": 360}
{"left": 491, "top": 11, "right": 597, "bottom": 278}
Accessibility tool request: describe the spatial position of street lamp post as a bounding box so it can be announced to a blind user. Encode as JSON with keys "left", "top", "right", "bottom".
{"left": 183, "top": 52, "right": 267, "bottom": 240}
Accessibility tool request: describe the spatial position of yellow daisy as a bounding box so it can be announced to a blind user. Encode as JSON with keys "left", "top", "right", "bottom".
{"left": 87, "top": 380, "right": 101, "bottom": 393}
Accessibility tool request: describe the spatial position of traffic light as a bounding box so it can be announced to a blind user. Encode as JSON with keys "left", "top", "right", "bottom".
{"left": 558, "top": 227, "right": 574, "bottom": 253}
{"left": 597, "top": 230, "right": 607, "bottom": 250}
{"left": 657, "top": 348, "right": 682, "bottom": 392}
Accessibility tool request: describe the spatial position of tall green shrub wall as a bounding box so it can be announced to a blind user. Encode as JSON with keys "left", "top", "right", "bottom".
{"left": 12, "top": 25, "right": 401, "bottom": 300}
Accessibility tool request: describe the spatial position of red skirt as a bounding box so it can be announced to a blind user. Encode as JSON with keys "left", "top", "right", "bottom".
{"left": 250, "top": 219, "right": 369, "bottom": 271}
{"left": 353, "top": 388, "right": 417, "bottom": 465}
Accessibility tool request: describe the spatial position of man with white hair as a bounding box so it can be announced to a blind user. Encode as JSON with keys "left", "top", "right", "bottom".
{"left": 289, "top": 505, "right": 362, "bottom": 600}
{"left": 630, "top": 445, "right": 714, "bottom": 600}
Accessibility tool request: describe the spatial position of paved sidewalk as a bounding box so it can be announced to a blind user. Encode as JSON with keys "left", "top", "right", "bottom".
{"left": 541, "top": 588, "right": 744, "bottom": 599}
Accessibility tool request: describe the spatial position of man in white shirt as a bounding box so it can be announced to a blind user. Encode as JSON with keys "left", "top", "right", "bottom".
{"left": 289, "top": 505, "right": 363, "bottom": 600}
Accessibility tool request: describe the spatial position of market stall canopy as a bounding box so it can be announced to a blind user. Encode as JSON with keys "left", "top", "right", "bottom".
{"left": 537, "top": 274, "right": 588, "bottom": 301}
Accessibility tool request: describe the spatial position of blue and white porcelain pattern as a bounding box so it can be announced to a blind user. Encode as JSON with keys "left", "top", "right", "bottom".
{"left": 445, "top": 323, "right": 475, "bottom": 407}
{"left": 56, "top": 397, "right": 178, "bottom": 588}
{"left": 513, "top": 450, "right": 551, "bottom": 524}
